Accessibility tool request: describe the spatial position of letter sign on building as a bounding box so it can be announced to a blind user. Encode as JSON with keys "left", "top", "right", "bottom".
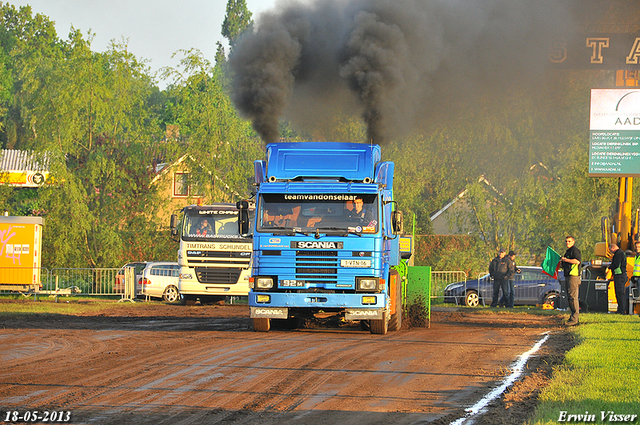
{"left": 550, "top": 34, "right": 640, "bottom": 69}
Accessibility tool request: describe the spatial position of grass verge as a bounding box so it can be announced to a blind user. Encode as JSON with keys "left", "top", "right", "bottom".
{"left": 0, "top": 296, "right": 148, "bottom": 316}
{"left": 529, "top": 313, "right": 640, "bottom": 424}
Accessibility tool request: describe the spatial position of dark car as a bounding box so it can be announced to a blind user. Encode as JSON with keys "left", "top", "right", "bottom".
{"left": 444, "top": 266, "right": 563, "bottom": 307}
{"left": 114, "top": 262, "right": 147, "bottom": 293}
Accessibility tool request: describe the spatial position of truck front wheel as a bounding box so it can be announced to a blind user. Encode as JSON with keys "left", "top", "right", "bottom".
{"left": 253, "top": 318, "right": 271, "bottom": 332}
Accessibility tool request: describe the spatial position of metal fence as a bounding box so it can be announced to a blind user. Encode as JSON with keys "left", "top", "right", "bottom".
{"left": 1, "top": 267, "right": 471, "bottom": 298}
{"left": 49, "top": 268, "right": 122, "bottom": 295}
{"left": 0, "top": 267, "right": 122, "bottom": 297}
{"left": 0, "top": 267, "right": 248, "bottom": 304}
{"left": 1, "top": 267, "right": 481, "bottom": 306}
{"left": 430, "top": 270, "right": 467, "bottom": 304}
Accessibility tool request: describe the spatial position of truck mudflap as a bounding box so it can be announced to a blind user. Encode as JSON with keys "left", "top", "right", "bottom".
{"left": 345, "top": 308, "right": 384, "bottom": 320}
{"left": 251, "top": 306, "right": 288, "bottom": 319}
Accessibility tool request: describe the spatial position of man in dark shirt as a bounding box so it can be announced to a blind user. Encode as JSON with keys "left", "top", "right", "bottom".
{"left": 504, "top": 251, "right": 520, "bottom": 308}
{"left": 608, "top": 243, "right": 628, "bottom": 314}
{"left": 561, "top": 235, "right": 582, "bottom": 326}
{"left": 349, "top": 197, "right": 374, "bottom": 225}
{"left": 489, "top": 249, "right": 507, "bottom": 308}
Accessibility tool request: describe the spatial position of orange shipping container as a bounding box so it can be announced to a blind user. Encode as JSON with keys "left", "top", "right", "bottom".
{"left": 0, "top": 216, "right": 44, "bottom": 290}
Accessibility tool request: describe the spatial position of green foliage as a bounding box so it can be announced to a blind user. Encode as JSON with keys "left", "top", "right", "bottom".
{"left": 0, "top": 6, "right": 174, "bottom": 268}
{"left": 4, "top": 187, "right": 41, "bottom": 215}
{"left": 0, "top": 3, "right": 61, "bottom": 148}
{"left": 30, "top": 38, "right": 168, "bottom": 268}
{"left": 385, "top": 132, "right": 457, "bottom": 234}
{"left": 414, "top": 235, "right": 488, "bottom": 277}
{"left": 222, "top": 0, "right": 253, "bottom": 53}
{"left": 161, "top": 49, "right": 262, "bottom": 200}
{"left": 214, "top": 41, "right": 226, "bottom": 68}
{"left": 0, "top": 3, "right": 266, "bottom": 268}
{"left": 0, "top": 50, "right": 11, "bottom": 126}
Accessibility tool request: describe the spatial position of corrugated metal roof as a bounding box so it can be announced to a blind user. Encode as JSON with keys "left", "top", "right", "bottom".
{"left": 0, "top": 150, "right": 49, "bottom": 172}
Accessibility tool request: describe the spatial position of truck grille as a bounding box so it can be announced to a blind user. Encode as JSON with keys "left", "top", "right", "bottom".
{"left": 186, "top": 251, "right": 251, "bottom": 267}
{"left": 195, "top": 267, "right": 242, "bottom": 284}
{"left": 295, "top": 250, "right": 338, "bottom": 284}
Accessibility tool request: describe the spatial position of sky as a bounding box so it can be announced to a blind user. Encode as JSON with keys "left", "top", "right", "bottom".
{"left": 6, "top": 0, "right": 281, "bottom": 86}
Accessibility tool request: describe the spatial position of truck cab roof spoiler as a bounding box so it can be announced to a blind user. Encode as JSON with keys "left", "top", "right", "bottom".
{"left": 255, "top": 142, "right": 393, "bottom": 190}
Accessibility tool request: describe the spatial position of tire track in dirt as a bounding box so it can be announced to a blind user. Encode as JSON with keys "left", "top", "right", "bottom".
{"left": 62, "top": 331, "right": 299, "bottom": 423}
{"left": 135, "top": 331, "right": 366, "bottom": 424}
{"left": 158, "top": 327, "right": 522, "bottom": 424}
{"left": 239, "top": 332, "right": 372, "bottom": 412}
{"left": 1, "top": 330, "right": 213, "bottom": 410}
{"left": 66, "top": 331, "right": 256, "bottom": 414}
{"left": 2, "top": 332, "right": 145, "bottom": 411}
{"left": 150, "top": 330, "right": 410, "bottom": 425}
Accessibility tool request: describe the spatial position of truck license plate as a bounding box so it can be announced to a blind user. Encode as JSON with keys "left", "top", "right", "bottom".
{"left": 340, "top": 259, "right": 371, "bottom": 267}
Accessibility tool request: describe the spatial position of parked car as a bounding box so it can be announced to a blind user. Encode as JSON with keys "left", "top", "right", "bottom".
{"left": 114, "top": 262, "right": 147, "bottom": 293}
{"left": 444, "top": 266, "right": 563, "bottom": 307}
{"left": 137, "top": 262, "right": 180, "bottom": 302}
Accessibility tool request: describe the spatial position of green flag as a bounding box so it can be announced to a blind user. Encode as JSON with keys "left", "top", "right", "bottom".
{"left": 541, "top": 246, "right": 562, "bottom": 279}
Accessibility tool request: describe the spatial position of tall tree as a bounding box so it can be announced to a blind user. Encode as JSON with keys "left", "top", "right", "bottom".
{"left": 13, "top": 23, "right": 170, "bottom": 268}
{"left": 161, "top": 49, "right": 261, "bottom": 202}
{"left": 0, "top": 3, "right": 61, "bottom": 148}
{"left": 221, "top": 0, "right": 253, "bottom": 54}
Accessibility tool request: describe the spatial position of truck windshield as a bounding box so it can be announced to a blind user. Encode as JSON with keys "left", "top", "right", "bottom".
{"left": 182, "top": 211, "right": 242, "bottom": 240}
{"left": 258, "top": 194, "right": 379, "bottom": 234}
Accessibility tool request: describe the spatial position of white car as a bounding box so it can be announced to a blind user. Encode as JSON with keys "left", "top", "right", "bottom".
{"left": 137, "top": 262, "right": 180, "bottom": 302}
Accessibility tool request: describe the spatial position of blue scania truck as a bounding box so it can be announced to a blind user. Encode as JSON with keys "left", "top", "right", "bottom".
{"left": 237, "top": 142, "right": 405, "bottom": 334}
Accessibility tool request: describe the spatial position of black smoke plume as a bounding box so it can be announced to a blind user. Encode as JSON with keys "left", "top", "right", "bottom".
{"left": 230, "top": 0, "right": 580, "bottom": 144}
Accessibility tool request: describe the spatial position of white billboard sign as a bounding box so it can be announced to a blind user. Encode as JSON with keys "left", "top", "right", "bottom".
{"left": 589, "top": 88, "right": 640, "bottom": 176}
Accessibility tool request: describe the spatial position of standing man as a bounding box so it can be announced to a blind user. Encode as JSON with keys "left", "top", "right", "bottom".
{"left": 488, "top": 249, "right": 504, "bottom": 280}
{"left": 489, "top": 249, "right": 508, "bottom": 308}
{"left": 608, "top": 243, "right": 628, "bottom": 315}
{"left": 630, "top": 241, "right": 640, "bottom": 314}
{"left": 561, "top": 235, "right": 582, "bottom": 326}
{"left": 631, "top": 240, "right": 640, "bottom": 293}
{"left": 504, "top": 251, "right": 520, "bottom": 308}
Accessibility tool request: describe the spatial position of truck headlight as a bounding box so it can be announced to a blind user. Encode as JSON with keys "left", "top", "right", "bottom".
{"left": 180, "top": 273, "right": 193, "bottom": 280}
{"left": 255, "top": 277, "right": 274, "bottom": 289}
{"left": 357, "top": 277, "right": 379, "bottom": 291}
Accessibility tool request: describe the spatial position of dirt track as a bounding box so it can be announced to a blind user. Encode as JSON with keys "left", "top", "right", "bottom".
{"left": 0, "top": 302, "right": 572, "bottom": 424}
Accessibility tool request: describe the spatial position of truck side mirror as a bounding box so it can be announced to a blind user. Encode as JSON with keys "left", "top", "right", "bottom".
{"left": 392, "top": 210, "right": 404, "bottom": 235}
{"left": 170, "top": 214, "right": 179, "bottom": 240}
{"left": 237, "top": 200, "right": 250, "bottom": 235}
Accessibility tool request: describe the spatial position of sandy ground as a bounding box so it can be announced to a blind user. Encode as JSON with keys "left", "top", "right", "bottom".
{"left": 0, "top": 302, "right": 574, "bottom": 424}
